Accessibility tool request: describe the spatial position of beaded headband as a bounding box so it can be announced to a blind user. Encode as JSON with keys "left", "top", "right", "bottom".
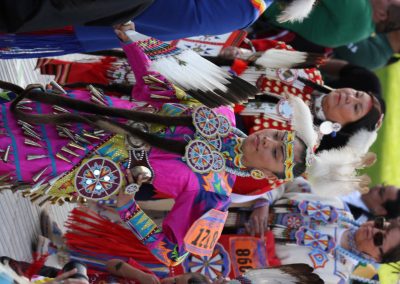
{"left": 283, "top": 131, "right": 295, "bottom": 180}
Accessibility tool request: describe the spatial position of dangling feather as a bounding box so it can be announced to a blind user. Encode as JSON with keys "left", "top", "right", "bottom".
{"left": 229, "top": 264, "right": 323, "bottom": 284}
{"left": 254, "top": 49, "right": 325, "bottom": 69}
{"left": 126, "top": 31, "right": 259, "bottom": 108}
{"left": 297, "top": 77, "right": 333, "bottom": 94}
{"left": 287, "top": 95, "right": 318, "bottom": 150}
{"left": 277, "top": 0, "right": 316, "bottom": 23}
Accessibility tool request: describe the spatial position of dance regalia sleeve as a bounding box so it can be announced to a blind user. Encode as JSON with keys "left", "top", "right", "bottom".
{"left": 116, "top": 172, "right": 233, "bottom": 266}
{"left": 133, "top": 0, "right": 268, "bottom": 41}
{"left": 122, "top": 41, "right": 198, "bottom": 108}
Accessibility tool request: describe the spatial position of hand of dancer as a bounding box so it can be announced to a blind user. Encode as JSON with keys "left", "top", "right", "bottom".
{"left": 117, "top": 169, "right": 143, "bottom": 207}
{"left": 245, "top": 201, "right": 269, "bottom": 240}
{"left": 114, "top": 22, "right": 135, "bottom": 43}
{"left": 46, "top": 269, "right": 89, "bottom": 284}
{"left": 106, "top": 259, "right": 160, "bottom": 284}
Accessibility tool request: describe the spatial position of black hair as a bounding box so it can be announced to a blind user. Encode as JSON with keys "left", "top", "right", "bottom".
{"left": 64, "top": 82, "right": 133, "bottom": 96}
{"left": 382, "top": 244, "right": 400, "bottom": 263}
{"left": 381, "top": 220, "right": 400, "bottom": 263}
{"left": 383, "top": 191, "right": 400, "bottom": 219}
{"left": 292, "top": 138, "right": 307, "bottom": 178}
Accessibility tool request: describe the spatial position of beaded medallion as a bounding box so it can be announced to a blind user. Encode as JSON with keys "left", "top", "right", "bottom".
{"left": 192, "top": 106, "right": 221, "bottom": 138}
{"left": 74, "top": 157, "right": 123, "bottom": 200}
{"left": 185, "top": 140, "right": 215, "bottom": 174}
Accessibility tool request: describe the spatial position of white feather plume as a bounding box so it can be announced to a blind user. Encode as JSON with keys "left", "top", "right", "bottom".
{"left": 255, "top": 49, "right": 312, "bottom": 69}
{"left": 307, "top": 146, "right": 373, "bottom": 196}
{"left": 149, "top": 49, "right": 231, "bottom": 92}
{"left": 346, "top": 129, "right": 378, "bottom": 155}
{"left": 288, "top": 95, "right": 318, "bottom": 149}
{"left": 277, "top": 0, "right": 316, "bottom": 23}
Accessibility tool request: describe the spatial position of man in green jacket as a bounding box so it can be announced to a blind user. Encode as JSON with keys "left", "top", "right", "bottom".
{"left": 261, "top": 0, "right": 400, "bottom": 48}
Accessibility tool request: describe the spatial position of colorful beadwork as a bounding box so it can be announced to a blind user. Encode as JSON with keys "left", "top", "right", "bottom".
{"left": 137, "top": 38, "right": 181, "bottom": 61}
{"left": 283, "top": 131, "right": 295, "bottom": 180}
{"left": 217, "top": 115, "right": 232, "bottom": 137}
{"left": 183, "top": 243, "right": 231, "bottom": 279}
{"left": 295, "top": 227, "right": 336, "bottom": 253}
{"left": 74, "top": 157, "right": 122, "bottom": 200}
{"left": 211, "top": 151, "right": 225, "bottom": 172}
{"left": 192, "top": 106, "right": 221, "bottom": 138}
{"left": 298, "top": 201, "right": 339, "bottom": 224}
{"left": 185, "top": 140, "right": 215, "bottom": 174}
{"left": 308, "top": 248, "right": 329, "bottom": 269}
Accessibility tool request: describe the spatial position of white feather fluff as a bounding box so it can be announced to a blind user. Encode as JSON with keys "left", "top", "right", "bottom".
{"left": 255, "top": 49, "right": 310, "bottom": 69}
{"left": 149, "top": 48, "right": 231, "bottom": 92}
{"left": 288, "top": 95, "right": 318, "bottom": 149}
{"left": 126, "top": 30, "right": 232, "bottom": 93}
{"left": 346, "top": 129, "right": 378, "bottom": 154}
{"left": 277, "top": 0, "right": 316, "bottom": 23}
{"left": 243, "top": 268, "right": 298, "bottom": 283}
{"left": 307, "top": 146, "right": 370, "bottom": 196}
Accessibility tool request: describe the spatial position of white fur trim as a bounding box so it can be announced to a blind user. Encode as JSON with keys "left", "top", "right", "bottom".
{"left": 346, "top": 129, "right": 378, "bottom": 154}
{"left": 277, "top": 0, "right": 316, "bottom": 23}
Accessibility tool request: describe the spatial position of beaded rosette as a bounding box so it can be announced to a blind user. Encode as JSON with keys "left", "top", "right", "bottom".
{"left": 74, "top": 157, "right": 123, "bottom": 200}
{"left": 185, "top": 106, "right": 297, "bottom": 180}
{"left": 184, "top": 106, "right": 232, "bottom": 174}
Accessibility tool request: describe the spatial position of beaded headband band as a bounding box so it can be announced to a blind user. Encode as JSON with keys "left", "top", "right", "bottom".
{"left": 283, "top": 131, "right": 295, "bottom": 180}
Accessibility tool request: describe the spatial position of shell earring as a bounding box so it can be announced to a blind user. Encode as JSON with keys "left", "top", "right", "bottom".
{"left": 250, "top": 169, "right": 265, "bottom": 180}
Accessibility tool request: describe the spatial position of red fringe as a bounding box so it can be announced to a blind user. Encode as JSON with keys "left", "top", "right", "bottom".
{"left": 25, "top": 253, "right": 49, "bottom": 280}
{"left": 65, "top": 208, "right": 161, "bottom": 265}
{"left": 231, "top": 59, "right": 249, "bottom": 76}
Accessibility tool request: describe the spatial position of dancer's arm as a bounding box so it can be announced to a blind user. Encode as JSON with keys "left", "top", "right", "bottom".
{"left": 106, "top": 259, "right": 160, "bottom": 284}
{"left": 115, "top": 24, "right": 182, "bottom": 105}
{"left": 117, "top": 170, "right": 231, "bottom": 266}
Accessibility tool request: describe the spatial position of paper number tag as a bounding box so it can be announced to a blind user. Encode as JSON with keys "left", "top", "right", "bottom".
{"left": 184, "top": 209, "right": 228, "bottom": 256}
{"left": 229, "top": 237, "right": 267, "bottom": 277}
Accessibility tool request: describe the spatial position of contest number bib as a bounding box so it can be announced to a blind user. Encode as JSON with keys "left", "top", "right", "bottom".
{"left": 229, "top": 237, "right": 267, "bottom": 277}
{"left": 184, "top": 209, "right": 228, "bottom": 256}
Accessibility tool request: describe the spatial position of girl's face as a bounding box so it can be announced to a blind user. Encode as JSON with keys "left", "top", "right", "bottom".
{"left": 241, "top": 129, "right": 304, "bottom": 179}
{"left": 321, "top": 88, "right": 373, "bottom": 125}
